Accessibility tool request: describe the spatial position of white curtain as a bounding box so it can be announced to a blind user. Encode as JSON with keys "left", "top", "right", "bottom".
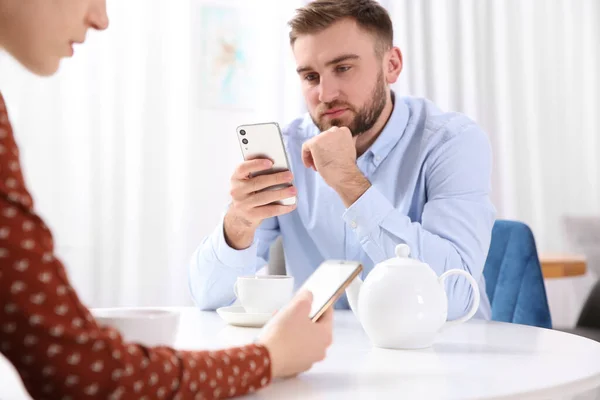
{"left": 1, "top": 0, "right": 598, "bottom": 326}
{"left": 0, "top": 0, "right": 304, "bottom": 308}
{"left": 384, "top": 0, "right": 600, "bottom": 244}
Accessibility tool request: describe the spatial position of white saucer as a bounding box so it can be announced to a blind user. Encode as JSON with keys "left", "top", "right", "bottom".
{"left": 216, "top": 306, "right": 272, "bottom": 328}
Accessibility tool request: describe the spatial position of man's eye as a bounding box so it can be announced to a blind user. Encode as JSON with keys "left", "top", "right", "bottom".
{"left": 305, "top": 74, "right": 318, "bottom": 82}
{"left": 337, "top": 66, "right": 351, "bottom": 73}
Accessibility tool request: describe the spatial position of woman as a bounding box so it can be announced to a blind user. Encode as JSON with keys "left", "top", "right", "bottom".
{"left": 0, "top": 0, "right": 333, "bottom": 399}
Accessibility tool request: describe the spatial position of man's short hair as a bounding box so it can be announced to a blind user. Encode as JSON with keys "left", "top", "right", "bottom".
{"left": 288, "top": 0, "right": 394, "bottom": 56}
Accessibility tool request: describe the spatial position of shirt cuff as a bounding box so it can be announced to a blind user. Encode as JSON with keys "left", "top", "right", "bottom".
{"left": 342, "top": 185, "right": 394, "bottom": 241}
{"left": 211, "top": 217, "right": 259, "bottom": 269}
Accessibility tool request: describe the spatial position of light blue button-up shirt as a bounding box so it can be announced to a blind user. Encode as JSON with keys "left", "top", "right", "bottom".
{"left": 189, "top": 94, "right": 495, "bottom": 320}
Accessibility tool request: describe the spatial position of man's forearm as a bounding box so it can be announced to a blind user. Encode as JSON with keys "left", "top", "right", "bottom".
{"left": 332, "top": 166, "right": 372, "bottom": 208}
{"left": 223, "top": 212, "right": 256, "bottom": 250}
{"left": 341, "top": 184, "right": 493, "bottom": 319}
{"left": 189, "top": 216, "right": 259, "bottom": 310}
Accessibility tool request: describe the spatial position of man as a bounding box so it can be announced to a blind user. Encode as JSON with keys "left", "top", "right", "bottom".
{"left": 189, "top": 0, "right": 496, "bottom": 320}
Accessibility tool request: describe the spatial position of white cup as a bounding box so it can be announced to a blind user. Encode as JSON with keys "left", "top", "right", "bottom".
{"left": 234, "top": 275, "right": 294, "bottom": 314}
{"left": 92, "top": 308, "right": 180, "bottom": 347}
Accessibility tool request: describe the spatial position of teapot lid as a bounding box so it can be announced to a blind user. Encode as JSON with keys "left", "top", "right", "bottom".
{"left": 380, "top": 244, "right": 425, "bottom": 268}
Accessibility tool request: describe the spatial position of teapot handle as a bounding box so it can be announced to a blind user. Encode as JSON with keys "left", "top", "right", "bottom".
{"left": 438, "top": 269, "right": 480, "bottom": 330}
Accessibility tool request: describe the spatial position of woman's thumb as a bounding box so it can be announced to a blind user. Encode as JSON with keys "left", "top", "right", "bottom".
{"left": 291, "top": 290, "right": 313, "bottom": 314}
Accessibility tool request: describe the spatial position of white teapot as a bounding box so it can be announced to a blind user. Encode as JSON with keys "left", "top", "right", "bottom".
{"left": 345, "top": 244, "right": 480, "bottom": 349}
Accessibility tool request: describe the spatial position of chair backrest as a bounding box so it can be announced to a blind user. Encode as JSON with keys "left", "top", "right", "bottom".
{"left": 576, "top": 279, "right": 600, "bottom": 329}
{"left": 483, "top": 220, "right": 552, "bottom": 328}
{"left": 268, "top": 236, "right": 286, "bottom": 275}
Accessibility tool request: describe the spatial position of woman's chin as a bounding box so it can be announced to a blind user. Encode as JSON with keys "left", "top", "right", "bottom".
{"left": 21, "top": 55, "right": 61, "bottom": 77}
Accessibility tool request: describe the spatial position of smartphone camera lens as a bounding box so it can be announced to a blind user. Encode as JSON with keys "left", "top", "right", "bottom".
{"left": 240, "top": 129, "right": 246, "bottom": 136}
{"left": 242, "top": 138, "right": 249, "bottom": 145}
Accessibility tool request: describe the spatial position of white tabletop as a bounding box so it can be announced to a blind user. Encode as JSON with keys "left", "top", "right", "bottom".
{"left": 2, "top": 308, "right": 600, "bottom": 399}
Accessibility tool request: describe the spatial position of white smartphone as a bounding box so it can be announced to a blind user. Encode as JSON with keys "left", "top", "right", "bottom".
{"left": 298, "top": 260, "right": 363, "bottom": 322}
{"left": 236, "top": 122, "right": 296, "bottom": 206}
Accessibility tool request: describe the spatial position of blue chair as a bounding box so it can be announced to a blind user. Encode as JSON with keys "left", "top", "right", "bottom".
{"left": 483, "top": 220, "right": 552, "bottom": 328}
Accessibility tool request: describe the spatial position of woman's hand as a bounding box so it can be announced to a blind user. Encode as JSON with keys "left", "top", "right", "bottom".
{"left": 257, "top": 290, "right": 334, "bottom": 378}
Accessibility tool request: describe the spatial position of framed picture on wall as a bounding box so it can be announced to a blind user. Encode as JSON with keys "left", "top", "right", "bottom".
{"left": 190, "top": 0, "right": 256, "bottom": 111}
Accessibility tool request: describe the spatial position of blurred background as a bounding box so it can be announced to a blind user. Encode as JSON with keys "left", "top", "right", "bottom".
{"left": 0, "top": 0, "right": 598, "bottom": 329}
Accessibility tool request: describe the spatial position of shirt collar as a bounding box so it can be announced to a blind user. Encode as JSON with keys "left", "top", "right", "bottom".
{"left": 364, "top": 91, "right": 409, "bottom": 168}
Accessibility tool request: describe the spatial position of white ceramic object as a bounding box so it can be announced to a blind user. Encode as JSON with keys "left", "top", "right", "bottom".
{"left": 92, "top": 308, "right": 180, "bottom": 347}
{"left": 345, "top": 244, "right": 480, "bottom": 349}
{"left": 234, "top": 275, "right": 294, "bottom": 314}
{"left": 216, "top": 306, "right": 272, "bottom": 328}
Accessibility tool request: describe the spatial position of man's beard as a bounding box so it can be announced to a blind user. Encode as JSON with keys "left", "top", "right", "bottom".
{"left": 311, "top": 70, "right": 387, "bottom": 137}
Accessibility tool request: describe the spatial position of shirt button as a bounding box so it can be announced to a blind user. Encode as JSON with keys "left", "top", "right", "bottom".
{"left": 350, "top": 221, "right": 358, "bottom": 229}
{"left": 375, "top": 156, "right": 381, "bottom": 162}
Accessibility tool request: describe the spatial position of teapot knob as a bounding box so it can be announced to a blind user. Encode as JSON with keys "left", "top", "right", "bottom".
{"left": 395, "top": 244, "right": 411, "bottom": 258}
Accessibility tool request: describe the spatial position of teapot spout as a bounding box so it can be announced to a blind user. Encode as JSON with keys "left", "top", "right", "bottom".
{"left": 345, "top": 275, "right": 363, "bottom": 320}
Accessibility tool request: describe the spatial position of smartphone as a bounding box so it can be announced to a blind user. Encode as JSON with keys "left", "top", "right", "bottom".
{"left": 298, "top": 260, "right": 363, "bottom": 322}
{"left": 236, "top": 122, "right": 296, "bottom": 206}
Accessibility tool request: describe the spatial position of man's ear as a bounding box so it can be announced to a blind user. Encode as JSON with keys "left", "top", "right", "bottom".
{"left": 385, "top": 46, "right": 403, "bottom": 84}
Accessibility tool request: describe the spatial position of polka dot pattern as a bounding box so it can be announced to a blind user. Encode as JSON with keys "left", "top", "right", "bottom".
{"left": 0, "top": 92, "right": 272, "bottom": 399}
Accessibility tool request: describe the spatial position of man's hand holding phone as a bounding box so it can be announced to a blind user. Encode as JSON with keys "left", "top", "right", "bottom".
{"left": 224, "top": 159, "right": 297, "bottom": 250}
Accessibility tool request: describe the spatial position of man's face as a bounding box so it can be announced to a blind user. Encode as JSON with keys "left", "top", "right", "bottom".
{"left": 292, "top": 18, "right": 388, "bottom": 136}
